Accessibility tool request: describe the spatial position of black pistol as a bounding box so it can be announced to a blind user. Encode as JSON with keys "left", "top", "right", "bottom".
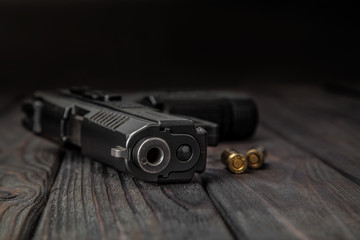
{"left": 22, "top": 88, "right": 258, "bottom": 183}
{"left": 136, "top": 91, "right": 258, "bottom": 142}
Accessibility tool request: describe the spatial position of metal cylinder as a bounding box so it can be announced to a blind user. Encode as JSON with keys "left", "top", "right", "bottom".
{"left": 245, "top": 145, "right": 266, "bottom": 169}
{"left": 221, "top": 148, "right": 247, "bottom": 174}
{"left": 133, "top": 137, "right": 171, "bottom": 173}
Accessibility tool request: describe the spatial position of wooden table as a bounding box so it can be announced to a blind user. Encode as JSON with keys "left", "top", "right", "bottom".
{"left": 1, "top": 84, "right": 359, "bottom": 240}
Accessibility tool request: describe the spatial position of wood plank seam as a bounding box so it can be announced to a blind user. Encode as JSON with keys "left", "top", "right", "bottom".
{"left": 260, "top": 120, "right": 360, "bottom": 186}
{"left": 0, "top": 137, "right": 63, "bottom": 239}
{"left": 197, "top": 176, "right": 238, "bottom": 240}
{"left": 201, "top": 123, "right": 360, "bottom": 239}
{"left": 27, "top": 141, "right": 65, "bottom": 240}
{"left": 204, "top": 167, "right": 311, "bottom": 240}
{"left": 260, "top": 123, "right": 360, "bottom": 239}
{"left": 249, "top": 85, "right": 360, "bottom": 185}
{"left": 33, "top": 151, "right": 234, "bottom": 240}
{"left": 102, "top": 166, "right": 123, "bottom": 237}
{"left": 0, "top": 97, "right": 65, "bottom": 239}
{"left": 25, "top": 145, "right": 65, "bottom": 240}
{"left": 90, "top": 161, "right": 107, "bottom": 239}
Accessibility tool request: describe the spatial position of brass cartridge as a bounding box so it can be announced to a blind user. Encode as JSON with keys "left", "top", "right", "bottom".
{"left": 245, "top": 145, "right": 266, "bottom": 169}
{"left": 221, "top": 149, "right": 248, "bottom": 174}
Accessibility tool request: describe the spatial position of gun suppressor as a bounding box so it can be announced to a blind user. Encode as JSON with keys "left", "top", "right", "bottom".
{"left": 22, "top": 89, "right": 207, "bottom": 183}
{"left": 139, "top": 91, "right": 258, "bottom": 141}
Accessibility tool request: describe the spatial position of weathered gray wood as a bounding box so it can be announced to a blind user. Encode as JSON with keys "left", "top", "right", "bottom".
{"left": 33, "top": 151, "right": 233, "bottom": 240}
{"left": 0, "top": 102, "right": 62, "bottom": 240}
{"left": 4, "top": 84, "right": 360, "bottom": 240}
{"left": 248, "top": 84, "right": 360, "bottom": 184}
{"left": 203, "top": 125, "right": 360, "bottom": 240}
{"left": 0, "top": 94, "right": 21, "bottom": 110}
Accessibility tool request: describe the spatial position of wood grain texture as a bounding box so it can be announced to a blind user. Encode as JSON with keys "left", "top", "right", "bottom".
{"left": 248, "top": 84, "right": 360, "bottom": 184}
{"left": 33, "top": 151, "right": 233, "bottom": 240}
{"left": 3, "top": 84, "right": 360, "bottom": 239}
{"left": 0, "top": 94, "right": 22, "bottom": 111}
{"left": 0, "top": 103, "right": 62, "bottom": 240}
{"left": 203, "top": 126, "right": 360, "bottom": 240}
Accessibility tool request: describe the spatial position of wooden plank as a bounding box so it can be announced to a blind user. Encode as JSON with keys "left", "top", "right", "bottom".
{"left": 248, "top": 84, "right": 360, "bottom": 184}
{"left": 203, "top": 125, "right": 360, "bottom": 240}
{"left": 0, "top": 102, "right": 62, "bottom": 240}
{"left": 258, "top": 84, "right": 360, "bottom": 121}
{"left": 0, "top": 91, "right": 27, "bottom": 113}
{"left": 33, "top": 151, "right": 233, "bottom": 240}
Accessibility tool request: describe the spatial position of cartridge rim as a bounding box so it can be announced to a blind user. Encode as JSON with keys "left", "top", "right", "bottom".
{"left": 227, "top": 153, "right": 247, "bottom": 174}
{"left": 245, "top": 149, "right": 264, "bottom": 169}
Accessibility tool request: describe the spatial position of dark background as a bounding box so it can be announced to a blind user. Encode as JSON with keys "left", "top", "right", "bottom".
{"left": 0, "top": 1, "right": 359, "bottom": 92}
